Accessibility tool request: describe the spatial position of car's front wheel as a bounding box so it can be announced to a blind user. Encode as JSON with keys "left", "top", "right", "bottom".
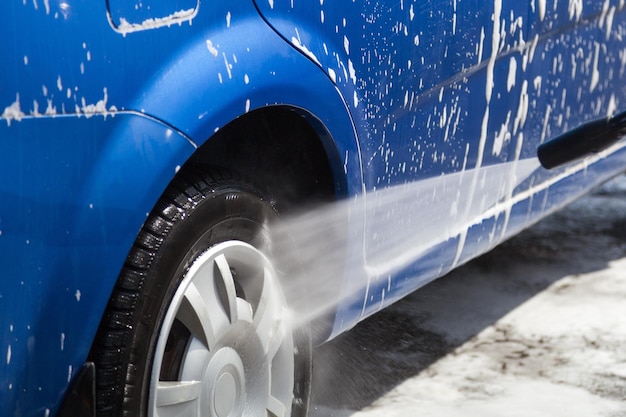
{"left": 91, "top": 168, "right": 310, "bottom": 417}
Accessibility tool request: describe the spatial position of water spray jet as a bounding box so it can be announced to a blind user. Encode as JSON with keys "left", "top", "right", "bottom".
{"left": 268, "top": 158, "right": 541, "bottom": 335}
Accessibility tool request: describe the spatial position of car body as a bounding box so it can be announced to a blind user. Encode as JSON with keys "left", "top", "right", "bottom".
{"left": 1, "top": 1, "right": 626, "bottom": 416}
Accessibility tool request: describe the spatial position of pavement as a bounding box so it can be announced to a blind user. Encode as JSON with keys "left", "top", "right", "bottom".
{"left": 309, "top": 174, "right": 626, "bottom": 417}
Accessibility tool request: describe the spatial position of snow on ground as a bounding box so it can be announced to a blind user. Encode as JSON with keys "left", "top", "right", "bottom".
{"left": 310, "top": 175, "right": 626, "bottom": 417}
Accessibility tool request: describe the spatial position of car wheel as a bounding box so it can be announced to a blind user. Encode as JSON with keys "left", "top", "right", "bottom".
{"left": 91, "top": 168, "right": 311, "bottom": 417}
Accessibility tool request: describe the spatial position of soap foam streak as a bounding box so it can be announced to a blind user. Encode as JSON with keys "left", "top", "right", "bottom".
{"left": 268, "top": 158, "right": 541, "bottom": 329}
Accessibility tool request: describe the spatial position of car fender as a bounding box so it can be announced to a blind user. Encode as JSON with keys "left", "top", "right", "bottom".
{"left": 0, "top": 5, "right": 365, "bottom": 416}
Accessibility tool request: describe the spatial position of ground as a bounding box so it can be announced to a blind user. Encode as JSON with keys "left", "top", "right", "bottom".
{"left": 309, "top": 174, "right": 626, "bottom": 417}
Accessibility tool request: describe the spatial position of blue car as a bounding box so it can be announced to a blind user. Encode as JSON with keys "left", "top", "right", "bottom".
{"left": 2, "top": 1, "right": 626, "bottom": 416}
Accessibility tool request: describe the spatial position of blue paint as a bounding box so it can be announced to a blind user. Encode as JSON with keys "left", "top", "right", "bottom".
{"left": 255, "top": 0, "right": 626, "bottom": 335}
{"left": 1, "top": 1, "right": 626, "bottom": 415}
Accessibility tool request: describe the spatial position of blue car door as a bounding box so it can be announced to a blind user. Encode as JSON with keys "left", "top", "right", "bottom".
{"left": 257, "top": 0, "right": 626, "bottom": 325}
{"left": 255, "top": 0, "right": 533, "bottom": 315}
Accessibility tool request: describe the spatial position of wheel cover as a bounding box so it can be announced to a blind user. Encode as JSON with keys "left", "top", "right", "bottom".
{"left": 149, "top": 241, "right": 295, "bottom": 417}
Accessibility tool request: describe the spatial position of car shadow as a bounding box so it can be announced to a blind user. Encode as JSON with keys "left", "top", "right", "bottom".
{"left": 308, "top": 175, "right": 626, "bottom": 415}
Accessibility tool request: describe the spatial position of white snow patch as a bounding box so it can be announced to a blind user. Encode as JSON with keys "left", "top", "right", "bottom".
{"left": 590, "top": 42, "right": 601, "bottom": 93}
{"left": 2, "top": 95, "right": 26, "bottom": 126}
{"left": 79, "top": 88, "right": 117, "bottom": 118}
{"left": 31, "top": 100, "right": 40, "bottom": 116}
{"left": 222, "top": 53, "right": 233, "bottom": 79}
{"left": 538, "top": 0, "right": 546, "bottom": 20}
{"left": 116, "top": 8, "right": 196, "bottom": 35}
{"left": 507, "top": 56, "right": 517, "bottom": 92}
{"left": 533, "top": 75, "right": 542, "bottom": 95}
{"left": 328, "top": 68, "right": 337, "bottom": 83}
{"left": 205, "top": 40, "right": 219, "bottom": 58}
{"left": 605, "top": 6, "right": 615, "bottom": 40}
{"left": 291, "top": 36, "right": 322, "bottom": 66}
{"left": 513, "top": 80, "right": 529, "bottom": 134}
{"left": 477, "top": 28, "right": 485, "bottom": 65}
{"left": 607, "top": 94, "right": 617, "bottom": 117}
{"left": 569, "top": 0, "right": 583, "bottom": 21}
{"left": 45, "top": 99, "right": 57, "bottom": 116}
{"left": 350, "top": 376, "right": 624, "bottom": 417}
{"left": 493, "top": 111, "right": 512, "bottom": 156}
{"left": 348, "top": 59, "right": 357, "bottom": 85}
{"left": 541, "top": 104, "right": 552, "bottom": 143}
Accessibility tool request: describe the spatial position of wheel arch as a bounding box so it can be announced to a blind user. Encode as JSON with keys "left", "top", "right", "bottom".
{"left": 121, "top": 20, "right": 369, "bottom": 342}
{"left": 120, "top": 15, "right": 365, "bottom": 202}
{"left": 185, "top": 105, "right": 348, "bottom": 211}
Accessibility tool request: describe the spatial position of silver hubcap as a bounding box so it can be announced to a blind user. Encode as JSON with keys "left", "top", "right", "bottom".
{"left": 149, "top": 241, "right": 295, "bottom": 417}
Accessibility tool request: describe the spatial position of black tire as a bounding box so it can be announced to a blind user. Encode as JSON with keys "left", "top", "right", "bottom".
{"left": 90, "top": 168, "right": 311, "bottom": 417}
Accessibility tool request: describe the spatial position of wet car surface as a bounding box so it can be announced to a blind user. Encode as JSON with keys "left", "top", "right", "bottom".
{"left": 2, "top": 1, "right": 626, "bottom": 416}
{"left": 310, "top": 175, "right": 626, "bottom": 416}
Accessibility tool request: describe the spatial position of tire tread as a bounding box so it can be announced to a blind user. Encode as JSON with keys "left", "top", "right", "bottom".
{"left": 90, "top": 167, "right": 233, "bottom": 417}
